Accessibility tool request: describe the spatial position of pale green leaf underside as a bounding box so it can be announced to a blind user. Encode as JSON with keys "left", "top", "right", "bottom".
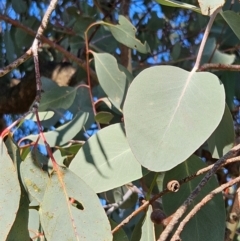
{"left": 70, "top": 123, "right": 147, "bottom": 193}
{"left": 108, "top": 15, "right": 151, "bottom": 53}
{"left": 124, "top": 66, "right": 225, "bottom": 171}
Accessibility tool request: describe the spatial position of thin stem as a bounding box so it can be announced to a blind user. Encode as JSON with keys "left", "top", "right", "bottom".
{"left": 193, "top": 7, "right": 221, "bottom": 71}
{"left": 85, "top": 23, "right": 103, "bottom": 130}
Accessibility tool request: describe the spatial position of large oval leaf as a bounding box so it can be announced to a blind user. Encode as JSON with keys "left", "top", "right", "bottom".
{"left": 70, "top": 123, "right": 148, "bottom": 193}
{"left": 39, "top": 168, "right": 112, "bottom": 241}
{"left": 162, "top": 155, "right": 225, "bottom": 241}
{"left": 124, "top": 66, "right": 225, "bottom": 171}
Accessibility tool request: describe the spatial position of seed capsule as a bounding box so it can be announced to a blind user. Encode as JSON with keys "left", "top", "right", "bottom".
{"left": 167, "top": 180, "right": 180, "bottom": 192}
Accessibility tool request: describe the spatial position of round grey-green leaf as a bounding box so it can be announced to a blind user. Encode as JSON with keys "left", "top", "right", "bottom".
{"left": 124, "top": 66, "right": 225, "bottom": 171}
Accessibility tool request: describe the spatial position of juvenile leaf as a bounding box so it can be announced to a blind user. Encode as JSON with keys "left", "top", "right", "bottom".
{"left": 0, "top": 141, "right": 21, "bottom": 240}
{"left": 95, "top": 111, "right": 114, "bottom": 124}
{"left": 124, "top": 66, "right": 225, "bottom": 171}
{"left": 155, "top": 0, "right": 201, "bottom": 14}
{"left": 70, "top": 123, "right": 148, "bottom": 193}
{"left": 39, "top": 168, "right": 112, "bottom": 241}
{"left": 198, "top": 0, "right": 225, "bottom": 15}
{"left": 221, "top": 10, "right": 240, "bottom": 40}
{"left": 22, "top": 111, "right": 88, "bottom": 147}
{"left": 93, "top": 52, "right": 129, "bottom": 110}
{"left": 108, "top": 15, "right": 151, "bottom": 53}
{"left": 162, "top": 155, "right": 225, "bottom": 241}
{"left": 207, "top": 104, "right": 234, "bottom": 158}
